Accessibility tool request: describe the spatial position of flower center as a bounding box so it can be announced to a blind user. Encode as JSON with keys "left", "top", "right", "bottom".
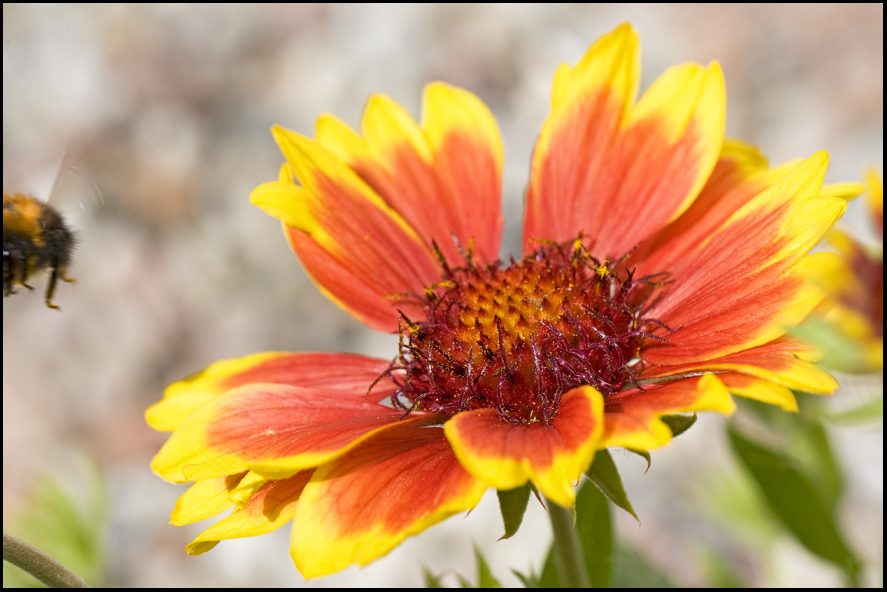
{"left": 388, "top": 240, "right": 666, "bottom": 425}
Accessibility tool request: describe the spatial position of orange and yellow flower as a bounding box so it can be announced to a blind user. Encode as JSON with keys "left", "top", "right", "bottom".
{"left": 147, "top": 24, "right": 845, "bottom": 578}
{"left": 812, "top": 170, "right": 883, "bottom": 371}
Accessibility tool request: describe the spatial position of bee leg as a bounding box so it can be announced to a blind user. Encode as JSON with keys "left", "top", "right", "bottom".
{"left": 15, "top": 264, "right": 35, "bottom": 291}
{"left": 44, "top": 267, "right": 62, "bottom": 310}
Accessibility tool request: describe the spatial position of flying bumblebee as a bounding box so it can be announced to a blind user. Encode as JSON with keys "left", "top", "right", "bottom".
{"left": 3, "top": 192, "right": 76, "bottom": 309}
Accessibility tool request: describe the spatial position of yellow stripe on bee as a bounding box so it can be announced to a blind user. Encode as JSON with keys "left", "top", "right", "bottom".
{"left": 3, "top": 193, "right": 47, "bottom": 246}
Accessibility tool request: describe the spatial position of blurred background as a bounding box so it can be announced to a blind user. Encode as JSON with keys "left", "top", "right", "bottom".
{"left": 3, "top": 4, "right": 882, "bottom": 587}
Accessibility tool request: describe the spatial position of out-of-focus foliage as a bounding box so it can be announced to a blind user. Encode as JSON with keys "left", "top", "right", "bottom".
{"left": 455, "top": 477, "right": 673, "bottom": 589}
{"left": 729, "top": 427, "right": 861, "bottom": 585}
{"left": 2, "top": 462, "right": 110, "bottom": 588}
{"left": 724, "top": 395, "right": 872, "bottom": 587}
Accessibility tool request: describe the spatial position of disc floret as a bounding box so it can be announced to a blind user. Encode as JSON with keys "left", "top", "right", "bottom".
{"left": 390, "top": 240, "right": 667, "bottom": 424}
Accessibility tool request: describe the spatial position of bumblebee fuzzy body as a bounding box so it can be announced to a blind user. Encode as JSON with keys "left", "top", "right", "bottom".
{"left": 3, "top": 192, "right": 76, "bottom": 309}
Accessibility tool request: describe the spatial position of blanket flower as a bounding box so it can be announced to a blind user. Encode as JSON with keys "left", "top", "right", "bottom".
{"left": 147, "top": 23, "right": 844, "bottom": 578}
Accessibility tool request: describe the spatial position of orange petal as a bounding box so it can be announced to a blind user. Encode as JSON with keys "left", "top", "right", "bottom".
{"left": 641, "top": 336, "right": 837, "bottom": 402}
{"left": 290, "top": 424, "right": 485, "bottom": 578}
{"left": 524, "top": 23, "right": 638, "bottom": 252}
{"left": 603, "top": 374, "right": 735, "bottom": 450}
{"left": 251, "top": 127, "right": 441, "bottom": 331}
{"left": 644, "top": 251, "right": 840, "bottom": 366}
{"left": 316, "top": 82, "right": 503, "bottom": 267}
{"left": 642, "top": 153, "right": 846, "bottom": 364}
{"left": 524, "top": 23, "right": 726, "bottom": 259}
{"left": 186, "top": 471, "right": 313, "bottom": 555}
{"left": 423, "top": 82, "right": 504, "bottom": 263}
{"left": 443, "top": 386, "right": 603, "bottom": 507}
{"left": 151, "top": 381, "right": 437, "bottom": 483}
{"left": 689, "top": 152, "right": 840, "bottom": 271}
{"left": 146, "top": 352, "right": 394, "bottom": 432}
{"left": 633, "top": 139, "right": 779, "bottom": 270}
{"left": 283, "top": 226, "right": 431, "bottom": 331}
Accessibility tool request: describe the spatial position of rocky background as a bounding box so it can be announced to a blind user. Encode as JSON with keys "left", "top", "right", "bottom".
{"left": 4, "top": 4, "right": 882, "bottom": 587}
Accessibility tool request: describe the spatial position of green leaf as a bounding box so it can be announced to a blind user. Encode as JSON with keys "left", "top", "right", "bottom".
{"left": 422, "top": 566, "right": 445, "bottom": 588}
{"left": 626, "top": 447, "right": 652, "bottom": 471}
{"left": 585, "top": 448, "right": 638, "bottom": 520}
{"left": 728, "top": 426, "right": 861, "bottom": 585}
{"left": 474, "top": 545, "right": 502, "bottom": 588}
{"left": 661, "top": 413, "right": 697, "bottom": 438}
{"left": 609, "top": 541, "right": 674, "bottom": 588}
{"left": 510, "top": 568, "right": 538, "bottom": 588}
{"left": 789, "top": 419, "right": 843, "bottom": 513}
{"left": 575, "top": 480, "right": 612, "bottom": 587}
{"left": 538, "top": 548, "right": 559, "bottom": 588}
{"left": 497, "top": 485, "right": 531, "bottom": 540}
{"left": 734, "top": 395, "right": 846, "bottom": 513}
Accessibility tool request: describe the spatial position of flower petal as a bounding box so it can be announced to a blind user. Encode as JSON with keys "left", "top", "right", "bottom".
{"left": 717, "top": 373, "right": 799, "bottom": 412}
{"left": 524, "top": 23, "right": 638, "bottom": 252}
{"left": 643, "top": 153, "right": 847, "bottom": 364}
{"left": 283, "top": 226, "right": 430, "bottom": 331}
{"left": 186, "top": 471, "right": 313, "bottom": 555}
{"left": 228, "top": 470, "right": 269, "bottom": 506}
{"left": 632, "top": 139, "right": 784, "bottom": 270}
{"left": 171, "top": 473, "right": 246, "bottom": 526}
{"left": 151, "top": 382, "right": 436, "bottom": 483}
{"left": 603, "top": 374, "right": 735, "bottom": 450}
{"left": 443, "top": 386, "right": 603, "bottom": 508}
{"left": 146, "top": 352, "right": 394, "bottom": 432}
{"left": 524, "top": 23, "right": 726, "bottom": 259}
{"left": 315, "top": 82, "right": 503, "bottom": 267}
{"left": 826, "top": 227, "right": 883, "bottom": 334}
{"left": 251, "top": 127, "right": 441, "bottom": 331}
{"left": 641, "top": 337, "right": 837, "bottom": 399}
{"left": 647, "top": 251, "right": 840, "bottom": 366}
{"left": 820, "top": 182, "right": 865, "bottom": 201}
{"left": 290, "top": 424, "right": 485, "bottom": 578}
{"left": 865, "top": 169, "right": 883, "bottom": 240}
{"left": 423, "top": 82, "right": 504, "bottom": 263}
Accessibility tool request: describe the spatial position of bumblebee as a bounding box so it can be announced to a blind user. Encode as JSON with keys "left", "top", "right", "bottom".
{"left": 3, "top": 192, "right": 76, "bottom": 309}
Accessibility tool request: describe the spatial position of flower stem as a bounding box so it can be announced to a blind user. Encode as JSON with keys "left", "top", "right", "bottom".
{"left": 546, "top": 498, "right": 590, "bottom": 588}
{"left": 3, "top": 532, "right": 90, "bottom": 588}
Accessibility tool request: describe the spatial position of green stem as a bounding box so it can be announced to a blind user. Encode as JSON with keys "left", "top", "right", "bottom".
{"left": 3, "top": 532, "right": 90, "bottom": 588}
{"left": 547, "top": 497, "right": 590, "bottom": 588}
